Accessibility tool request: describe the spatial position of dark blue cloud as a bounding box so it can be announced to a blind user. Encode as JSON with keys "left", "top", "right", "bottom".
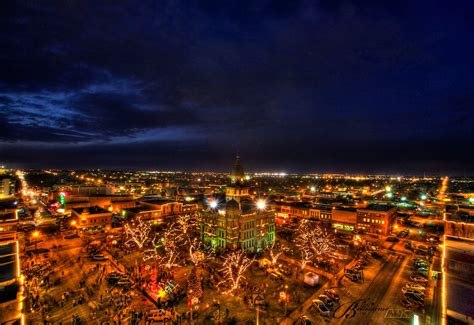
{"left": 0, "top": 0, "right": 473, "bottom": 173}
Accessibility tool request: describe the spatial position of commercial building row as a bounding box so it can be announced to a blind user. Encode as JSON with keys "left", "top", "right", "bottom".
{"left": 273, "top": 201, "right": 397, "bottom": 235}
{"left": 70, "top": 197, "right": 198, "bottom": 229}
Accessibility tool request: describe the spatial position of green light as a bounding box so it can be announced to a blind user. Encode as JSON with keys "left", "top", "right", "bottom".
{"left": 468, "top": 198, "right": 474, "bottom": 204}
{"left": 386, "top": 192, "right": 393, "bottom": 199}
{"left": 413, "top": 314, "right": 419, "bottom": 325}
{"left": 58, "top": 192, "right": 66, "bottom": 207}
{"left": 401, "top": 196, "right": 407, "bottom": 201}
{"left": 420, "top": 194, "right": 427, "bottom": 200}
{"left": 418, "top": 230, "right": 422, "bottom": 235}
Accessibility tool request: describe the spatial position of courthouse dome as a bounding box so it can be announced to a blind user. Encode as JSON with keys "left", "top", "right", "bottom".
{"left": 225, "top": 199, "right": 240, "bottom": 213}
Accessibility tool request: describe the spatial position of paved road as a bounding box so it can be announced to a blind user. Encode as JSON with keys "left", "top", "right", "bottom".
{"left": 338, "top": 253, "right": 406, "bottom": 325}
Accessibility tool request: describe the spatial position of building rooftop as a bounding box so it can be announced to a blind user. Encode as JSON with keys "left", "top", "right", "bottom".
{"left": 123, "top": 207, "right": 160, "bottom": 213}
{"left": 140, "top": 199, "right": 175, "bottom": 205}
{"left": 311, "top": 204, "right": 333, "bottom": 211}
{"left": 362, "top": 204, "right": 395, "bottom": 212}
{"left": 72, "top": 206, "right": 110, "bottom": 214}
{"left": 334, "top": 206, "right": 357, "bottom": 212}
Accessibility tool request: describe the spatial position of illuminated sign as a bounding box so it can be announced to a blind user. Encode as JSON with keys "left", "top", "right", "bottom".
{"left": 58, "top": 191, "right": 67, "bottom": 207}
{"left": 332, "top": 223, "right": 354, "bottom": 231}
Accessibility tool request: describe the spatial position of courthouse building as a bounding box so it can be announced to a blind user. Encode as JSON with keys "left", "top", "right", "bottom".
{"left": 201, "top": 156, "right": 275, "bottom": 251}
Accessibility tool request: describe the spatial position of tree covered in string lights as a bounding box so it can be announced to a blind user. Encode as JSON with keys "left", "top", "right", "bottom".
{"left": 265, "top": 240, "right": 286, "bottom": 266}
{"left": 218, "top": 250, "right": 255, "bottom": 295}
{"left": 143, "top": 213, "right": 205, "bottom": 268}
{"left": 295, "top": 221, "right": 335, "bottom": 269}
{"left": 124, "top": 216, "right": 152, "bottom": 249}
{"left": 176, "top": 213, "right": 207, "bottom": 265}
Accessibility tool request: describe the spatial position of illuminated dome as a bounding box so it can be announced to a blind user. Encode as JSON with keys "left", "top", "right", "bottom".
{"left": 225, "top": 199, "right": 240, "bottom": 213}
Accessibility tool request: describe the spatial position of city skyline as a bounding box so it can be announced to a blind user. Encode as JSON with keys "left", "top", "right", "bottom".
{"left": 1, "top": 2, "right": 474, "bottom": 324}
{"left": 1, "top": 1, "right": 474, "bottom": 174}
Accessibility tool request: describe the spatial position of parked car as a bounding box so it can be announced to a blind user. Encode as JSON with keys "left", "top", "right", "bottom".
{"left": 416, "top": 245, "right": 429, "bottom": 254}
{"left": 410, "top": 275, "right": 428, "bottom": 284}
{"left": 386, "top": 237, "right": 399, "bottom": 242}
{"left": 398, "top": 231, "right": 409, "bottom": 238}
{"left": 402, "top": 287, "right": 425, "bottom": 295}
{"left": 116, "top": 279, "right": 133, "bottom": 288}
{"left": 345, "top": 273, "right": 359, "bottom": 282}
{"left": 400, "top": 297, "right": 423, "bottom": 309}
{"left": 415, "top": 266, "right": 429, "bottom": 272}
{"left": 324, "top": 289, "right": 340, "bottom": 301}
{"left": 404, "top": 282, "right": 426, "bottom": 290}
{"left": 347, "top": 267, "right": 361, "bottom": 274}
{"left": 414, "top": 262, "right": 429, "bottom": 269}
{"left": 312, "top": 299, "right": 330, "bottom": 317}
{"left": 92, "top": 254, "right": 107, "bottom": 261}
{"left": 412, "top": 270, "right": 428, "bottom": 278}
{"left": 403, "top": 293, "right": 424, "bottom": 304}
{"left": 426, "top": 235, "right": 440, "bottom": 243}
{"left": 414, "top": 258, "right": 429, "bottom": 265}
{"left": 147, "top": 309, "right": 171, "bottom": 322}
{"left": 318, "top": 295, "right": 334, "bottom": 308}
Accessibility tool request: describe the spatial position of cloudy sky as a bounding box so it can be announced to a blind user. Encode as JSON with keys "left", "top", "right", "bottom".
{"left": 0, "top": 0, "right": 473, "bottom": 174}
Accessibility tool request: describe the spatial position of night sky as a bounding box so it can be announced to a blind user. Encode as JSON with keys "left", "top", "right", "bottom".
{"left": 1, "top": 1, "right": 473, "bottom": 174}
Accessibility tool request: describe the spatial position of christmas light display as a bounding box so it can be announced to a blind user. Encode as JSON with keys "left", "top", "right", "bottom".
{"left": 176, "top": 213, "right": 206, "bottom": 265}
{"left": 218, "top": 250, "right": 255, "bottom": 295}
{"left": 176, "top": 213, "right": 199, "bottom": 236}
{"left": 187, "top": 266, "right": 202, "bottom": 306}
{"left": 266, "top": 241, "right": 285, "bottom": 266}
{"left": 161, "top": 224, "right": 183, "bottom": 268}
{"left": 295, "top": 221, "right": 335, "bottom": 269}
{"left": 124, "top": 216, "right": 152, "bottom": 249}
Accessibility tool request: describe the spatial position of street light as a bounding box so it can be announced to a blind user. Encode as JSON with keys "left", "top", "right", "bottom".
{"left": 257, "top": 200, "right": 266, "bottom": 210}
{"left": 32, "top": 230, "right": 40, "bottom": 250}
{"left": 188, "top": 289, "right": 194, "bottom": 322}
